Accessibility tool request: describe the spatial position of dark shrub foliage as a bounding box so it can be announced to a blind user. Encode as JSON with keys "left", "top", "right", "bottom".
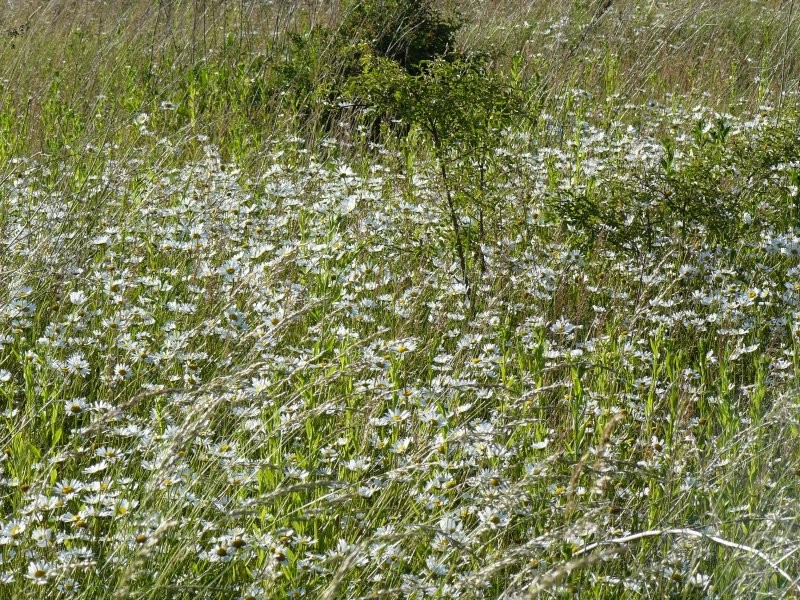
{"left": 340, "top": 0, "right": 461, "bottom": 74}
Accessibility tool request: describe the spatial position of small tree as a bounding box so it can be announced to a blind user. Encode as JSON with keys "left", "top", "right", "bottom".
{"left": 350, "top": 53, "right": 532, "bottom": 302}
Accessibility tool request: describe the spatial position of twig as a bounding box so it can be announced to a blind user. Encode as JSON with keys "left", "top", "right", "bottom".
{"left": 522, "top": 546, "right": 623, "bottom": 597}
{"left": 567, "top": 0, "right": 616, "bottom": 59}
{"left": 573, "top": 528, "right": 799, "bottom": 592}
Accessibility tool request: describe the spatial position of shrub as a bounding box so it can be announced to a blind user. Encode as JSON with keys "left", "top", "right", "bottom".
{"left": 554, "top": 122, "right": 747, "bottom": 254}
{"left": 349, "top": 52, "right": 533, "bottom": 299}
{"left": 233, "top": 1, "right": 461, "bottom": 139}
{"left": 339, "top": 0, "right": 461, "bottom": 74}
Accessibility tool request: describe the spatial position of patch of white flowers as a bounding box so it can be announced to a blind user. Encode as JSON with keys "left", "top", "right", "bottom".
{"left": 0, "top": 98, "right": 799, "bottom": 598}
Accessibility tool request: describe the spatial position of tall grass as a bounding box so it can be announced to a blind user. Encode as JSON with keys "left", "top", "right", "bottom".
{"left": 1, "top": 1, "right": 800, "bottom": 598}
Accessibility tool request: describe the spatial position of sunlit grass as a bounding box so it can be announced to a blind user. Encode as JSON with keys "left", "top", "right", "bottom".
{"left": 1, "top": 1, "right": 800, "bottom": 598}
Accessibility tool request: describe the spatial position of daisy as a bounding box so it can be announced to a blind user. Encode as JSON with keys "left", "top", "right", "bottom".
{"left": 25, "top": 561, "right": 55, "bottom": 584}
{"left": 64, "top": 397, "right": 88, "bottom": 415}
{"left": 54, "top": 479, "right": 83, "bottom": 499}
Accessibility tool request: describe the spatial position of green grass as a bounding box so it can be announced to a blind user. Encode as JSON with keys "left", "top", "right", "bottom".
{"left": 1, "top": 1, "right": 800, "bottom": 598}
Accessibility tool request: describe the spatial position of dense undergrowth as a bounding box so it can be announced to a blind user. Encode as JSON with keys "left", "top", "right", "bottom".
{"left": 2, "top": 1, "right": 800, "bottom": 598}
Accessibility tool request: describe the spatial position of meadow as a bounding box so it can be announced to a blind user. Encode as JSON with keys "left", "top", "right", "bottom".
{"left": 1, "top": 0, "right": 800, "bottom": 597}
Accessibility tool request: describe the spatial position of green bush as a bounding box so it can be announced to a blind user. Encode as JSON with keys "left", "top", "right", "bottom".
{"left": 554, "top": 122, "right": 749, "bottom": 254}
{"left": 349, "top": 53, "right": 533, "bottom": 297}
{"left": 340, "top": 0, "right": 461, "bottom": 74}
{"left": 193, "top": 1, "right": 464, "bottom": 138}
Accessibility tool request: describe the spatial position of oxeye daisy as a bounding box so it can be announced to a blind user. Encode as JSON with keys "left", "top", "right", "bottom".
{"left": 112, "top": 499, "right": 137, "bottom": 519}
{"left": 272, "top": 545, "right": 289, "bottom": 566}
{"left": 113, "top": 362, "right": 133, "bottom": 379}
{"left": 477, "top": 506, "right": 510, "bottom": 529}
{"left": 95, "top": 446, "right": 124, "bottom": 461}
{"left": 25, "top": 560, "right": 55, "bottom": 584}
{"left": 54, "top": 479, "right": 83, "bottom": 499}
{"left": 207, "top": 543, "right": 233, "bottom": 562}
{"left": 224, "top": 307, "right": 247, "bottom": 329}
{"left": 426, "top": 556, "right": 448, "bottom": 576}
{"left": 381, "top": 407, "right": 411, "bottom": 426}
{"left": 58, "top": 578, "right": 81, "bottom": 594}
{"left": 431, "top": 534, "right": 451, "bottom": 552}
{"left": 69, "top": 290, "right": 88, "bottom": 305}
{"left": 219, "top": 259, "right": 241, "bottom": 280}
{"left": 64, "top": 397, "right": 88, "bottom": 415}
{"left": 264, "top": 308, "right": 285, "bottom": 327}
{"left": 227, "top": 531, "right": 248, "bottom": 551}
{"left": 133, "top": 531, "right": 150, "bottom": 545}
{"left": 239, "top": 585, "right": 265, "bottom": 600}
{"left": 65, "top": 352, "right": 90, "bottom": 377}
{"left": 391, "top": 437, "right": 412, "bottom": 454}
{"left": 1, "top": 518, "right": 27, "bottom": 541}
{"left": 393, "top": 339, "right": 417, "bottom": 355}
{"left": 31, "top": 527, "right": 52, "bottom": 548}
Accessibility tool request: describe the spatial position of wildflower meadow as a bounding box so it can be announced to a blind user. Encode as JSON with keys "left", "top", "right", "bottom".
{"left": 2, "top": 1, "right": 800, "bottom": 598}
